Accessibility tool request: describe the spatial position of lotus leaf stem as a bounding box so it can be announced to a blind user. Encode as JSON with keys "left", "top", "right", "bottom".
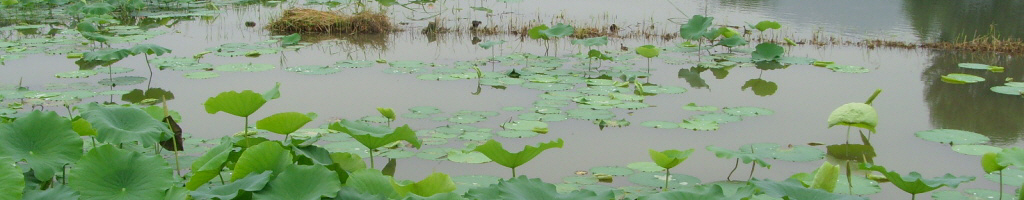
{"left": 727, "top": 158, "right": 739, "bottom": 181}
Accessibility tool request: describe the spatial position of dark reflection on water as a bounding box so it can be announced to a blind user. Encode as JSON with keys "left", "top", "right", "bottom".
{"left": 903, "top": 0, "right": 1024, "bottom": 42}
{"left": 922, "top": 51, "right": 1024, "bottom": 144}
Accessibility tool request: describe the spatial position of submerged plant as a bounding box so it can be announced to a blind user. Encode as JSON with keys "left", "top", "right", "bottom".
{"left": 648, "top": 148, "right": 694, "bottom": 191}
{"left": 474, "top": 138, "right": 564, "bottom": 177}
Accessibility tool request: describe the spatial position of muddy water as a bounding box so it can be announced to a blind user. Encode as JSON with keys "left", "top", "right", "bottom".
{"left": 2, "top": 0, "right": 1023, "bottom": 198}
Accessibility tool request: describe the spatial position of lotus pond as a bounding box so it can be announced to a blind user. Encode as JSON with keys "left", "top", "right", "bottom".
{"left": 1, "top": 0, "right": 1024, "bottom": 199}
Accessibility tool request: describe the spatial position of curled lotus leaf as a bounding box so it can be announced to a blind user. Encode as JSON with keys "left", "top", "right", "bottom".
{"left": 827, "top": 103, "right": 877, "bottom": 132}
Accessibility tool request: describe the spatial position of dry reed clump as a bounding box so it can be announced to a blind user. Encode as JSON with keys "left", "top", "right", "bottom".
{"left": 267, "top": 8, "right": 393, "bottom": 34}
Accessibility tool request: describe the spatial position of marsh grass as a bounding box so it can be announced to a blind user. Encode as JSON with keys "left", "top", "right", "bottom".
{"left": 267, "top": 8, "right": 393, "bottom": 34}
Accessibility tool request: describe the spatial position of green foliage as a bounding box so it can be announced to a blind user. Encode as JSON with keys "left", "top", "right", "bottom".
{"left": 465, "top": 176, "right": 613, "bottom": 199}
{"left": 706, "top": 145, "right": 771, "bottom": 168}
{"left": 127, "top": 44, "right": 171, "bottom": 56}
{"left": 0, "top": 111, "right": 83, "bottom": 180}
{"left": 751, "top": 43, "right": 785, "bottom": 61}
{"left": 0, "top": 157, "right": 24, "bottom": 200}
{"left": 571, "top": 36, "right": 608, "bottom": 47}
{"left": 191, "top": 171, "right": 271, "bottom": 199}
{"left": 256, "top": 112, "right": 314, "bottom": 135}
{"left": 635, "top": 45, "right": 661, "bottom": 58}
{"left": 860, "top": 163, "right": 974, "bottom": 195}
{"left": 997, "top": 147, "right": 1024, "bottom": 167}
{"left": 185, "top": 139, "right": 234, "bottom": 190}
{"left": 649, "top": 149, "right": 694, "bottom": 170}
{"left": 328, "top": 120, "right": 421, "bottom": 150}
{"left": 750, "top": 178, "right": 867, "bottom": 200}
{"left": 377, "top": 107, "right": 396, "bottom": 121}
{"left": 81, "top": 49, "right": 133, "bottom": 62}
{"left": 254, "top": 164, "right": 341, "bottom": 199}
{"left": 393, "top": 172, "right": 457, "bottom": 197}
{"left": 982, "top": 152, "right": 1007, "bottom": 174}
{"left": 540, "top": 23, "right": 574, "bottom": 38}
{"left": 527, "top": 24, "right": 549, "bottom": 40}
{"left": 281, "top": 33, "right": 301, "bottom": 47}
{"left": 752, "top": 20, "right": 782, "bottom": 31}
{"left": 638, "top": 184, "right": 753, "bottom": 200}
{"left": 827, "top": 103, "right": 878, "bottom": 132}
{"left": 81, "top": 105, "right": 172, "bottom": 147}
{"left": 231, "top": 141, "right": 292, "bottom": 181}
{"left": 679, "top": 15, "right": 714, "bottom": 40}
{"left": 473, "top": 139, "right": 564, "bottom": 176}
{"left": 203, "top": 90, "right": 267, "bottom": 117}
{"left": 940, "top": 73, "right": 985, "bottom": 84}
{"left": 811, "top": 161, "right": 840, "bottom": 192}
{"left": 69, "top": 145, "right": 174, "bottom": 200}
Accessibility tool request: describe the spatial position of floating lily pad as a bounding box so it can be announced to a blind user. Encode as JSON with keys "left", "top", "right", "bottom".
{"left": 285, "top": 65, "right": 340, "bottom": 75}
{"left": 448, "top": 114, "right": 486, "bottom": 124}
{"left": 388, "top": 61, "right": 426, "bottom": 68}
{"left": 692, "top": 113, "right": 742, "bottom": 123}
{"left": 590, "top": 166, "right": 634, "bottom": 176}
{"left": 95, "top": 67, "right": 134, "bottom": 74}
{"left": 56, "top": 70, "right": 98, "bottom": 78}
{"left": 215, "top": 63, "right": 275, "bottom": 72}
{"left": 522, "top": 82, "right": 574, "bottom": 91}
{"left": 379, "top": 149, "right": 416, "bottom": 159}
{"left": 741, "top": 143, "right": 825, "bottom": 162}
{"left": 567, "top": 109, "right": 616, "bottom": 120}
{"left": 723, "top": 106, "right": 774, "bottom": 116}
{"left": 184, "top": 71, "right": 219, "bottom": 79}
{"left": 563, "top": 176, "right": 599, "bottom": 185}
{"left": 951, "top": 144, "right": 1002, "bottom": 156}
{"left": 416, "top": 147, "right": 451, "bottom": 160}
{"left": 991, "top": 85, "right": 1024, "bottom": 96}
{"left": 628, "top": 172, "right": 700, "bottom": 189}
{"left": 941, "top": 73, "right": 985, "bottom": 84}
{"left": 459, "top": 131, "right": 492, "bottom": 141}
{"left": 517, "top": 113, "right": 568, "bottom": 122}
{"left": 616, "top": 102, "right": 650, "bottom": 109}
{"left": 984, "top": 167, "right": 1024, "bottom": 186}
{"left": 932, "top": 189, "right": 1018, "bottom": 200}
{"left": 447, "top": 151, "right": 490, "bottom": 164}
{"left": 626, "top": 162, "right": 665, "bottom": 172}
{"left": 915, "top": 129, "right": 990, "bottom": 145}
{"left": 496, "top": 130, "right": 539, "bottom": 138}
{"left": 682, "top": 103, "right": 718, "bottom": 112}
{"left": 958, "top": 63, "right": 992, "bottom": 70}
{"left": 825, "top": 64, "right": 869, "bottom": 73}
{"left": 832, "top": 175, "right": 882, "bottom": 195}
{"left": 502, "top": 120, "right": 548, "bottom": 132}
{"left": 335, "top": 60, "right": 374, "bottom": 68}
{"left": 98, "top": 76, "right": 147, "bottom": 86}
{"left": 409, "top": 106, "right": 442, "bottom": 115}
{"left": 641, "top": 121, "right": 679, "bottom": 129}
{"left": 641, "top": 85, "right": 687, "bottom": 94}
{"left": 453, "top": 175, "right": 502, "bottom": 195}
{"left": 678, "top": 120, "right": 719, "bottom": 131}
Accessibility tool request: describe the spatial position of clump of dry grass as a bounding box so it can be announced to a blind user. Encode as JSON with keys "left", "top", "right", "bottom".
{"left": 267, "top": 8, "right": 393, "bottom": 34}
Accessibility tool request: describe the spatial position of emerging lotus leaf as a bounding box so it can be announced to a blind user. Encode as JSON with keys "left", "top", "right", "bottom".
{"left": 649, "top": 149, "right": 695, "bottom": 170}
{"left": 635, "top": 45, "right": 660, "bottom": 58}
{"left": 827, "top": 103, "right": 878, "bottom": 133}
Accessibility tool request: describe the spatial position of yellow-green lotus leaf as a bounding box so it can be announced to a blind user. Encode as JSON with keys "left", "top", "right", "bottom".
{"left": 827, "top": 103, "right": 877, "bottom": 132}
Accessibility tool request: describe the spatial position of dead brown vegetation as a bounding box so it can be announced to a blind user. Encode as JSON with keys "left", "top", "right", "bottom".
{"left": 267, "top": 8, "right": 393, "bottom": 34}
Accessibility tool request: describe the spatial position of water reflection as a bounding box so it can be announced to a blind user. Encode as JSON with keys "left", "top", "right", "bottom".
{"left": 902, "top": 0, "right": 1024, "bottom": 42}
{"left": 922, "top": 51, "right": 1024, "bottom": 144}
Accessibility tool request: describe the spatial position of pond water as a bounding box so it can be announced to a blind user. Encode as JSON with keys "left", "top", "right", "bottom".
{"left": 2, "top": 0, "right": 1023, "bottom": 198}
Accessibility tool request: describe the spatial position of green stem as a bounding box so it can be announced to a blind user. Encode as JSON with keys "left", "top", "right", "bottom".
{"left": 726, "top": 158, "right": 739, "bottom": 181}
{"left": 748, "top": 162, "right": 756, "bottom": 181}
{"left": 1000, "top": 170, "right": 1004, "bottom": 200}
{"left": 217, "top": 172, "right": 226, "bottom": 185}
{"left": 512, "top": 167, "right": 516, "bottom": 178}
{"left": 369, "top": 150, "right": 375, "bottom": 169}
{"left": 864, "top": 89, "right": 882, "bottom": 105}
{"left": 663, "top": 169, "right": 671, "bottom": 191}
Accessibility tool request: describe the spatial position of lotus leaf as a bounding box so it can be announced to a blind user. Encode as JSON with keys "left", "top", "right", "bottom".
{"left": 826, "top": 64, "right": 870, "bottom": 73}
{"left": 191, "top": 171, "right": 271, "bottom": 199}
{"left": 958, "top": 63, "right": 991, "bottom": 70}
{"left": 474, "top": 139, "right": 563, "bottom": 176}
{"left": 285, "top": 65, "right": 340, "bottom": 75}
{"left": 447, "top": 150, "right": 491, "bottom": 163}
{"left": 952, "top": 144, "right": 1002, "bottom": 156}
{"left": 941, "top": 73, "right": 984, "bottom": 84}
{"left": 394, "top": 172, "right": 457, "bottom": 197}
{"left": 679, "top": 120, "right": 719, "bottom": 131}
{"left": 627, "top": 172, "right": 700, "bottom": 188}
{"left": 185, "top": 139, "right": 234, "bottom": 190}
{"left": 93, "top": 67, "right": 134, "bottom": 75}
{"left": 998, "top": 148, "right": 1024, "bottom": 168}
{"left": 723, "top": 106, "right": 774, "bottom": 116}
{"left": 860, "top": 163, "right": 975, "bottom": 196}
{"left": 81, "top": 105, "right": 171, "bottom": 147}
{"left": 692, "top": 113, "right": 742, "bottom": 123}
{"left": 69, "top": 145, "right": 173, "bottom": 200}
{"left": 716, "top": 36, "right": 748, "bottom": 47}
{"left": 465, "top": 176, "right": 613, "bottom": 200}
{"left": 215, "top": 63, "right": 275, "bottom": 72}
{"left": 254, "top": 164, "right": 341, "bottom": 199}
{"left": 810, "top": 161, "right": 840, "bottom": 192}
{"left": 478, "top": 40, "right": 505, "bottom": 49}
{"left": 572, "top": 36, "right": 608, "bottom": 47}
{"left": 256, "top": 112, "right": 314, "bottom": 135}
{"left": 706, "top": 145, "right": 771, "bottom": 168}
{"left": 641, "top": 121, "right": 679, "bottom": 129}
{"left": 540, "top": 23, "right": 574, "bottom": 38}
{"left": 753, "top": 21, "right": 782, "bottom": 31}
{"left": 914, "top": 129, "right": 989, "bottom": 145}
{"left": 682, "top": 103, "right": 718, "bottom": 112}
{"left": 679, "top": 15, "right": 713, "bottom": 40}
{"left": 98, "top": 76, "right": 146, "bottom": 86}
{"left": 638, "top": 184, "right": 751, "bottom": 200}
{"left": 184, "top": 71, "right": 219, "bottom": 79}
{"left": 127, "top": 44, "right": 171, "bottom": 56}
{"left": 984, "top": 167, "right": 1024, "bottom": 186}
{"left": 23, "top": 184, "right": 78, "bottom": 200}
{"left": 329, "top": 120, "right": 421, "bottom": 149}
{"left": 750, "top": 178, "right": 866, "bottom": 200}
{"left": 827, "top": 102, "right": 878, "bottom": 132}
{"left": 649, "top": 149, "right": 694, "bottom": 170}
{"left": 0, "top": 157, "right": 23, "bottom": 199}
{"left": 751, "top": 43, "right": 784, "bottom": 62}
{"left": 528, "top": 24, "right": 550, "bottom": 40}
{"left": 0, "top": 111, "right": 82, "bottom": 180}
{"left": 635, "top": 45, "right": 660, "bottom": 58}
{"left": 56, "top": 70, "right": 97, "bottom": 78}
{"left": 280, "top": 33, "right": 300, "bottom": 47}
{"left": 992, "top": 85, "right": 1024, "bottom": 96}
{"left": 336, "top": 60, "right": 374, "bottom": 68}
{"left": 231, "top": 141, "right": 292, "bottom": 181}
{"left": 82, "top": 49, "right": 132, "bottom": 62}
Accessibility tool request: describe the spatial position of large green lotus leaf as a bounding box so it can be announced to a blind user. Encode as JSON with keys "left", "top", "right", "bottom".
{"left": 914, "top": 129, "right": 990, "bottom": 145}
{"left": 185, "top": 139, "right": 234, "bottom": 190}
{"left": 528, "top": 24, "right": 550, "bottom": 40}
{"left": 984, "top": 167, "right": 1024, "bottom": 186}
{"left": 649, "top": 149, "right": 695, "bottom": 169}
{"left": 231, "top": 141, "right": 292, "bottom": 181}
{"left": 952, "top": 144, "right": 1002, "bottom": 156}
{"left": 254, "top": 164, "right": 341, "bottom": 199}
{"left": 706, "top": 145, "right": 771, "bottom": 168}
{"left": 539, "top": 23, "right": 574, "bottom": 38}
{"left": 941, "top": 73, "right": 985, "bottom": 84}
{"left": 860, "top": 163, "right": 974, "bottom": 195}
{"left": 981, "top": 152, "right": 1007, "bottom": 174}
{"left": 0, "top": 111, "right": 82, "bottom": 180}
{"left": 474, "top": 139, "right": 564, "bottom": 169}
{"left": 191, "top": 171, "right": 271, "bottom": 199}
{"left": 638, "top": 184, "right": 751, "bottom": 200}
{"left": 750, "top": 178, "right": 866, "bottom": 200}
{"left": 394, "top": 172, "right": 457, "bottom": 197}
{"left": 571, "top": 36, "right": 608, "bottom": 47}
{"left": 958, "top": 63, "right": 992, "bottom": 70}
{"left": 998, "top": 147, "right": 1024, "bottom": 167}
{"left": 203, "top": 90, "right": 266, "bottom": 117}
{"left": 810, "top": 161, "right": 840, "bottom": 192}
{"left": 717, "top": 36, "right": 748, "bottom": 47}
{"left": 628, "top": 172, "right": 700, "bottom": 188}
{"left": 328, "top": 120, "right": 421, "bottom": 149}
{"left": 0, "top": 157, "right": 23, "bottom": 199}
{"left": 346, "top": 169, "right": 401, "bottom": 198}
{"left": 478, "top": 40, "right": 505, "bottom": 49}
{"left": 825, "top": 144, "right": 876, "bottom": 162}
{"left": 127, "top": 44, "right": 171, "bottom": 56}
{"left": 82, "top": 49, "right": 133, "bottom": 62}
{"left": 679, "top": 15, "right": 713, "bottom": 40}
{"left": 256, "top": 112, "right": 313, "bottom": 135}
{"left": 635, "top": 45, "right": 660, "bottom": 58}
{"left": 81, "top": 106, "right": 171, "bottom": 147}
{"left": 465, "top": 176, "right": 613, "bottom": 200}
{"left": 751, "top": 43, "right": 784, "bottom": 62}
{"left": 753, "top": 21, "right": 782, "bottom": 31}
{"left": 827, "top": 103, "right": 878, "bottom": 132}
{"left": 23, "top": 184, "right": 79, "bottom": 200}
{"left": 69, "top": 145, "right": 174, "bottom": 200}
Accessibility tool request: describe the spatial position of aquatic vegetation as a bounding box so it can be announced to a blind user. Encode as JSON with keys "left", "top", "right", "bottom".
{"left": 203, "top": 83, "right": 281, "bottom": 136}
{"left": 328, "top": 119, "right": 421, "bottom": 168}
{"left": 473, "top": 139, "right": 564, "bottom": 177}
{"left": 861, "top": 163, "right": 975, "bottom": 200}
{"left": 648, "top": 148, "right": 694, "bottom": 191}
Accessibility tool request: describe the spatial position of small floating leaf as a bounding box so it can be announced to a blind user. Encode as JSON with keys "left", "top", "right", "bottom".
{"left": 826, "top": 64, "right": 869, "bottom": 73}
{"left": 682, "top": 103, "right": 717, "bottom": 112}
{"left": 641, "top": 121, "right": 679, "bottom": 129}
{"left": 215, "top": 63, "right": 275, "bottom": 72}
{"left": 98, "top": 76, "right": 146, "bottom": 86}
{"left": 941, "top": 73, "right": 985, "bottom": 84}
{"left": 185, "top": 71, "right": 219, "bottom": 79}
{"left": 723, "top": 106, "right": 774, "bottom": 116}
{"left": 678, "top": 120, "right": 719, "bottom": 131}
{"left": 914, "top": 129, "right": 990, "bottom": 145}
{"left": 56, "top": 70, "right": 97, "bottom": 78}
{"left": 951, "top": 144, "right": 1002, "bottom": 156}
{"left": 628, "top": 172, "right": 700, "bottom": 189}
{"left": 958, "top": 63, "right": 991, "bottom": 70}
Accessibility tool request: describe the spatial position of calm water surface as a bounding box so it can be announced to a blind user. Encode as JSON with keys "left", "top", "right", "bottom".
{"left": 2, "top": 0, "right": 1023, "bottom": 198}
